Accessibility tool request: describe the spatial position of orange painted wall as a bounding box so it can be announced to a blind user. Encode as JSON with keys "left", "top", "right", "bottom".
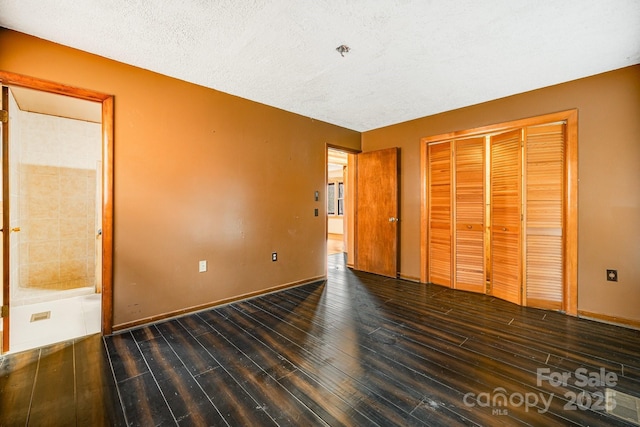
{"left": 3, "top": 27, "right": 639, "bottom": 326}
{"left": 0, "top": 29, "right": 360, "bottom": 327}
{"left": 363, "top": 65, "right": 640, "bottom": 323}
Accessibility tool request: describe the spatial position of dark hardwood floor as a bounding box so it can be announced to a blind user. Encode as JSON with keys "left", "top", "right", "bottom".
{"left": 0, "top": 333, "right": 125, "bottom": 426}
{"left": 2, "top": 253, "right": 640, "bottom": 426}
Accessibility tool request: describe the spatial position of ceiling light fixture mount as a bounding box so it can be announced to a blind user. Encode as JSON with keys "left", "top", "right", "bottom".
{"left": 336, "top": 44, "right": 350, "bottom": 57}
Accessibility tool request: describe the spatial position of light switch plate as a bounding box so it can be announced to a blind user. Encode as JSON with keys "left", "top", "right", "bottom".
{"left": 199, "top": 260, "right": 207, "bottom": 273}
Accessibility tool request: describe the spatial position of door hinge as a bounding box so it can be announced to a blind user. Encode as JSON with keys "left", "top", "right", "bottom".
{"left": 0, "top": 110, "right": 7, "bottom": 123}
{"left": 0, "top": 305, "right": 8, "bottom": 318}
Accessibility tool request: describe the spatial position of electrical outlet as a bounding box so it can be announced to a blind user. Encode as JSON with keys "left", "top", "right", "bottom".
{"left": 606, "top": 269, "right": 617, "bottom": 282}
{"left": 314, "top": 208, "right": 319, "bottom": 217}
{"left": 272, "top": 252, "right": 277, "bottom": 262}
{"left": 199, "top": 260, "right": 207, "bottom": 273}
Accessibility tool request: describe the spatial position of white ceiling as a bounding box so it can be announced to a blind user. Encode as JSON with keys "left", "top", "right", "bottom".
{"left": 1, "top": 1, "right": 639, "bottom": 132}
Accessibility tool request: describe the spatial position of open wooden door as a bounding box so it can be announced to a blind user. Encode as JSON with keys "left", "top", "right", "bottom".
{"left": 355, "top": 147, "right": 399, "bottom": 278}
{"left": 1, "top": 86, "right": 9, "bottom": 353}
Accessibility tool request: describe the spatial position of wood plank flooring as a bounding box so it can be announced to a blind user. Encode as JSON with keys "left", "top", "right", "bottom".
{"left": 0, "top": 334, "right": 125, "bottom": 426}
{"left": 2, "top": 253, "right": 639, "bottom": 426}
{"left": 104, "top": 254, "right": 639, "bottom": 426}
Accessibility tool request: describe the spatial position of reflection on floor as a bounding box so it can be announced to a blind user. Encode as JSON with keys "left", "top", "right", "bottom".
{"left": 9, "top": 293, "right": 101, "bottom": 354}
{"left": 328, "top": 233, "right": 344, "bottom": 255}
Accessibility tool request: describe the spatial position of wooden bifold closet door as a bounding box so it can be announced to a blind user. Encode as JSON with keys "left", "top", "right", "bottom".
{"left": 422, "top": 111, "right": 575, "bottom": 312}
{"left": 427, "top": 138, "right": 486, "bottom": 292}
{"left": 454, "top": 138, "right": 485, "bottom": 293}
{"left": 524, "top": 123, "right": 565, "bottom": 309}
{"left": 490, "top": 130, "right": 522, "bottom": 305}
{"left": 427, "top": 142, "right": 452, "bottom": 287}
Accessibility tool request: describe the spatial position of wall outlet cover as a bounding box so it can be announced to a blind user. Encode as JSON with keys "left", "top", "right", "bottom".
{"left": 199, "top": 260, "right": 207, "bottom": 273}
{"left": 606, "top": 269, "right": 618, "bottom": 282}
{"left": 272, "top": 252, "right": 277, "bottom": 262}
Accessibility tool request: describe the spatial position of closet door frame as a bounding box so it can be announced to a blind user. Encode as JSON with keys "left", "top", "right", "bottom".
{"left": 420, "top": 109, "right": 578, "bottom": 315}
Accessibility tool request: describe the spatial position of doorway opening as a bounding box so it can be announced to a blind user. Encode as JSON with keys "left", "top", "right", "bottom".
{"left": 326, "top": 147, "right": 355, "bottom": 267}
{"left": 0, "top": 71, "right": 114, "bottom": 355}
{"left": 3, "top": 86, "right": 102, "bottom": 352}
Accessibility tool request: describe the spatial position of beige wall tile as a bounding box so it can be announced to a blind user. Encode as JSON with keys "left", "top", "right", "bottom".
{"left": 29, "top": 261, "right": 60, "bottom": 286}
{"left": 27, "top": 218, "right": 60, "bottom": 242}
{"left": 60, "top": 259, "right": 87, "bottom": 282}
{"left": 29, "top": 241, "right": 60, "bottom": 264}
{"left": 60, "top": 196, "right": 88, "bottom": 218}
{"left": 60, "top": 238, "right": 87, "bottom": 260}
{"left": 60, "top": 172, "right": 87, "bottom": 196}
{"left": 59, "top": 217, "right": 86, "bottom": 239}
{"left": 61, "top": 278, "right": 92, "bottom": 289}
{"left": 29, "top": 174, "right": 59, "bottom": 199}
{"left": 16, "top": 111, "right": 100, "bottom": 291}
{"left": 27, "top": 192, "right": 59, "bottom": 219}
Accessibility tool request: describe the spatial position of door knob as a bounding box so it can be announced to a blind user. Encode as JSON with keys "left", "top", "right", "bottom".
{"left": 389, "top": 217, "right": 399, "bottom": 222}
{"left": 0, "top": 227, "right": 21, "bottom": 232}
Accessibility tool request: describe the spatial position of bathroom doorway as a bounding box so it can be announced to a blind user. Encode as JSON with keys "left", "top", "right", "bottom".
{"left": 1, "top": 83, "right": 105, "bottom": 353}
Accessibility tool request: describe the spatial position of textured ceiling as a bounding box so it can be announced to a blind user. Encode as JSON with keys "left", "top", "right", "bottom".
{"left": 1, "top": 0, "right": 639, "bottom": 131}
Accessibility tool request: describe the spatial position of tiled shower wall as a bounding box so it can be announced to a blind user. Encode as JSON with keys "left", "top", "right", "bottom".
{"left": 17, "top": 110, "right": 101, "bottom": 291}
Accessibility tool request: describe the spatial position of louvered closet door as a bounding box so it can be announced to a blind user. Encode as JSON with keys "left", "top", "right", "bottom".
{"left": 454, "top": 138, "right": 485, "bottom": 293}
{"left": 428, "top": 142, "right": 452, "bottom": 287}
{"left": 490, "top": 130, "right": 522, "bottom": 305}
{"left": 525, "top": 124, "right": 565, "bottom": 309}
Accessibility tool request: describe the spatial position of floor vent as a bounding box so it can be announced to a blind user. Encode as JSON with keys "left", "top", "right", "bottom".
{"left": 30, "top": 311, "right": 51, "bottom": 322}
{"left": 607, "top": 388, "right": 640, "bottom": 425}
